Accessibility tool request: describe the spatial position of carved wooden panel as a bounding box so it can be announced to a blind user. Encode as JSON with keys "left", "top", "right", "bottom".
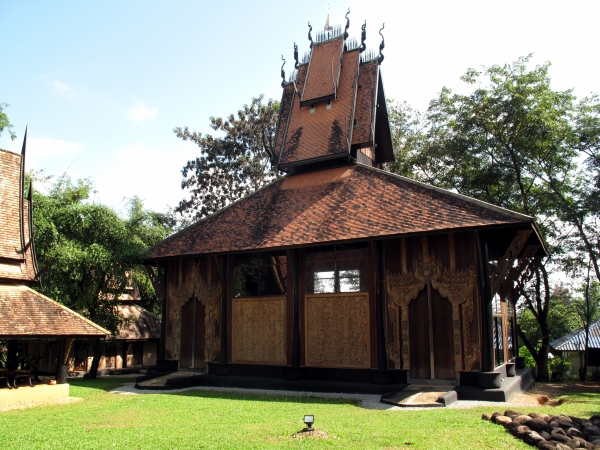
{"left": 231, "top": 297, "right": 286, "bottom": 365}
{"left": 165, "top": 258, "right": 221, "bottom": 362}
{"left": 304, "top": 293, "right": 370, "bottom": 368}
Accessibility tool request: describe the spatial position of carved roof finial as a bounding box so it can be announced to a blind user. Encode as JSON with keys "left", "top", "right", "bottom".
{"left": 360, "top": 20, "right": 366, "bottom": 52}
{"left": 308, "top": 22, "right": 313, "bottom": 49}
{"left": 378, "top": 23, "right": 385, "bottom": 65}
{"left": 344, "top": 7, "right": 350, "bottom": 40}
{"left": 281, "top": 55, "right": 286, "bottom": 87}
{"left": 293, "top": 42, "right": 299, "bottom": 69}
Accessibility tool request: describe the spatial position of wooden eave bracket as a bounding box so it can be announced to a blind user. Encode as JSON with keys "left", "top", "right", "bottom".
{"left": 490, "top": 230, "right": 532, "bottom": 297}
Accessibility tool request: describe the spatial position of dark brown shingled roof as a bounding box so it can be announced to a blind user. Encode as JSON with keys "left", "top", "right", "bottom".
{"left": 0, "top": 201, "right": 36, "bottom": 281}
{"left": 0, "top": 283, "right": 109, "bottom": 338}
{"left": 280, "top": 50, "right": 360, "bottom": 166}
{"left": 0, "top": 148, "right": 24, "bottom": 260}
{"left": 352, "top": 61, "right": 378, "bottom": 147}
{"left": 150, "top": 165, "right": 533, "bottom": 259}
{"left": 115, "top": 304, "right": 161, "bottom": 341}
{"left": 301, "top": 37, "right": 344, "bottom": 105}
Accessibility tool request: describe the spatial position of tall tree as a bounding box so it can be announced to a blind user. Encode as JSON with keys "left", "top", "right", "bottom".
{"left": 174, "top": 95, "right": 281, "bottom": 223}
{"left": 32, "top": 176, "right": 173, "bottom": 377}
{"left": 388, "top": 55, "right": 594, "bottom": 381}
{"left": 0, "top": 102, "right": 17, "bottom": 140}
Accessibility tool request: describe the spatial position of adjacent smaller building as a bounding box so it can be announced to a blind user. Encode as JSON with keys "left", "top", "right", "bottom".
{"left": 551, "top": 319, "right": 600, "bottom": 378}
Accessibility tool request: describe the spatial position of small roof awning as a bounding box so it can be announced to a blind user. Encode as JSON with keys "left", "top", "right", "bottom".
{"left": 0, "top": 283, "right": 109, "bottom": 339}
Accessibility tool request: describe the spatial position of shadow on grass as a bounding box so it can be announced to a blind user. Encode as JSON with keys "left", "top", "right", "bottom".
{"left": 166, "top": 388, "right": 358, "bottom": 407}
{"left": 69, "top": 377, "right": 139, "bottom": 395}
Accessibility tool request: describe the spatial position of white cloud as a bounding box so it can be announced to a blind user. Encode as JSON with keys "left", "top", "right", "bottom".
{"left": 53, "top": 80, "right": 77, "bottom": 97}
{"left": 126, "top": 102, "right": 158, "bottom": 122}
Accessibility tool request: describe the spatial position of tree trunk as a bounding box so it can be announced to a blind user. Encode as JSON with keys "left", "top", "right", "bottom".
{"left": 88, "top": 340, "right": 103, "bottom": 379}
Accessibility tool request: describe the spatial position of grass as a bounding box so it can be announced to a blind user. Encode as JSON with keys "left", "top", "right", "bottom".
{"left": 0, "top": 378, "right": 598, "bottom": 449}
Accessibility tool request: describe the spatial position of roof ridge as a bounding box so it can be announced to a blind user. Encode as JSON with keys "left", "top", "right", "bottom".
{"left": 15, "top": 283, "right": 111, "bottom": 335}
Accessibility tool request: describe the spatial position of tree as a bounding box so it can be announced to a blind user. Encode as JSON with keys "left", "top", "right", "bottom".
{"left": 0, "top": 102, "right": 16, "bottom": 141}
{"left": 31, "top": 175, "right": 173, "bottom": 377}
{"left": 174, "top": 95, "right": 281, "bottom": 223}
{"left": 387, "top": 55, "right": 594, "bottom": 381}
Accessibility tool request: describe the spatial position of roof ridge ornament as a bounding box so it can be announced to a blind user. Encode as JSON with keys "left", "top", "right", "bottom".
{"left": 294, "top": 42, "right": 299, "bottom": 69}
{"left": 281, "top": 55, "right": 286, "bottom": 87}
{"left": 344, "top": 8, "right": 350, "bottom": 40}
{"left": 308, "top": 22, "right": 313, "bottom": 49}
{"left": 378, "top": 23, "right": 385, "bottom": 64}
{"left": 360, "top": 20, "right": 366, "bottom": 53}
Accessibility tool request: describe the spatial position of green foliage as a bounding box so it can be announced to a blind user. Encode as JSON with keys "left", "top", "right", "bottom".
{"left": 0, "top": 102, "right": 16, "bottom": 141}
{"left": 549, "top": 355, "right": 571, "bottom": 381}
{"left": 32, "top": 175, "right": 173, "bottom": 332}
{"left": 174, "top": 95, "right": 281, "bottom": 222}
{"left": 518, "top": 346, "right": 536, "bottom": 371}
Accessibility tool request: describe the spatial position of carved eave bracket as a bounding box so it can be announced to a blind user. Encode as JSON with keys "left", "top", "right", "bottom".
{"left": 490, "top": 230, "right": 532, "bottom": 297}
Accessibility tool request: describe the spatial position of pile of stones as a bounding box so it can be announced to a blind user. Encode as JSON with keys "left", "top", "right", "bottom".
{"left": 482, "top": 410, "right": 600, "bottom": 449}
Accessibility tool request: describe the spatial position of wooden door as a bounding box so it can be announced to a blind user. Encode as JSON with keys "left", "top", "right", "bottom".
{"left": 409, "top": 289, "right": 431, "bottom": 379}
{"left": 431, "top": 289, "right": 455, "bottom": 380}
{"left": 180, "top": 300, "right": 195, "bottom": 369}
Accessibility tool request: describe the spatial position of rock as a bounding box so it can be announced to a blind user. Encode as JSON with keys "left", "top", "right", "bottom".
{"left": 517, "top": 415, "right": 534, "bottom": 423}
{"left": 592, "top": 439, "right": 600, "bottom": 446}
{"left": 525, "top": 431, "right": 547, "bottom": 446}
{"left": 505, "top": 410, "right": 522, "bottom": 419}
{"left": 539, "top": 441, "right": 557, "bottom": 449}
{"left": 582, "top": 425, "right": 600, "bottom": 439}
{"left": 507, "top": 422, "right": 528, "bottom": 432}
{"left": 529, "top": 418, "right": 554, "bottom": 433}
{"left": 513, "top": 425, "right": 532, "bottom": 439}
{"left": 555, "top": 444, "right": 573, "bottom": 450}
{"left": 567, "top": 427, "right": 585, "bottom": 439}
{"left": 560, "top": 415, "right": 573, "bottom": 423}
{"left": 482, "top": 413, "right": 492, "bottom": 421}
{"left": 531, "top": 413, "right": 542, "bottom": 419}
{"left": 494, "top": 416, "right": 513, "bottom": 426}
{"left": 539, "top": 414, "right": 550, "bottom": 422}
{"left": 553, "top": 428, "right": 568, "bottom": 436}
{"left": 540, "top": 431, "right": 552, "bottom": 440}
{"left": 491, "top": 411, "right": 503, "bottom": 418}
{"left": 548, "top": 434, "right": 571, "bottom": 443}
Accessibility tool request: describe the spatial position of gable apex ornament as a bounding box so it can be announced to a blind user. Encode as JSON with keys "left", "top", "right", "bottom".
{"left": 280, "top": 55, "right": 286, "bottom": 87}
{"left": 343, "top": 7, "right": 350, "bottom": 40}
{"left": 378, "top": 23, "right": 385, "bottom": 64}
{"left": 359, "top": 20, "right": 367, "bottom": 53}
{"left": 308, "top": 22, "right": 313, "bottom": 49}
{"left": 293, "top": 42, "right": 299, "bottom": 69}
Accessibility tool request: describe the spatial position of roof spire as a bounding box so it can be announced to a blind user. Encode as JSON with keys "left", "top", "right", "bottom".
{"left": 343, "top": 7, "right": 350, "bottom": 40}
{"left": 281, "top": 55, "right": 286, "bottom": 87}
{"left": 378, "top": 23, "right": 385, "bottom": 65}
{"left": 308, "top": 22, "right": 313, "bottom": 49}
{"left": 325, "top": 4, "right": 332, "bottom": 31}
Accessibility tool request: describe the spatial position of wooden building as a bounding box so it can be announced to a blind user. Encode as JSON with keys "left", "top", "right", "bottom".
{"left": 0, "top": 140, "right": 109, "bottom": 385}
{"left": 148, "top": 18, "right": 546, "bottom": 387}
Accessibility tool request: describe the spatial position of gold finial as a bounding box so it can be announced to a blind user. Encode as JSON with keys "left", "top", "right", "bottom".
{"left": 325, "top": 4, "right": 332, "bottom": 30}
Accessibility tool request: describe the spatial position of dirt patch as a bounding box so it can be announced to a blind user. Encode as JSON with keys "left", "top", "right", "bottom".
{"left": 0, "top": 396, "right": 83, "bottom": 412}
{"left": 291, "top": 428, "right": 332, "bottom": 440}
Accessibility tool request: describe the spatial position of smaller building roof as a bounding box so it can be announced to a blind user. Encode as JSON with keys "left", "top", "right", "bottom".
{"left": 551, "top": 319, "right": 600, "bottom": 352}
{"left": 115, "top": 303, "right": 161, "bottom": 341}
{"left": 0, "top": 283, "right": 109, "bottom": 339}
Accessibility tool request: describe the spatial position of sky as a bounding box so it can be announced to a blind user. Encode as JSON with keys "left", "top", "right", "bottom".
{"left": 1, "top": 0, "right": 599, "bottom": 216}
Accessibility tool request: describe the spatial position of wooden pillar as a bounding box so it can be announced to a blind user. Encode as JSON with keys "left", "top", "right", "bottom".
{"left": 56, "top": 339, "right": 67, "bottom": 384}
{"left": 375, "top": 241, "right": 387, "bottom": 370}
{"left": 478, "top": 234, "right": 494, "bottom": 372}
{"left": 291, "top": 249, "right": 301, "bottom": 367}
{"left": 220, "top": 256, "right": 228, "bottom": 364}
{"left": 158, "top": 261, "right": 168, "bottom": 361}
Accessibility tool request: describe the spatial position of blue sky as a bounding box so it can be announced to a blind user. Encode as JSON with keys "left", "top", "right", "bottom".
{"left": 1, "top": 0, "right": 598, "bottom": 215}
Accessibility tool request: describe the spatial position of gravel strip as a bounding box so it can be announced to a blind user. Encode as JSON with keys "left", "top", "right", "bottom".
{"left": 0, "top": 396, "right": 83, "bottom": 412}
{"left": 108, "top": 383, "right": 537, "bottom": 411}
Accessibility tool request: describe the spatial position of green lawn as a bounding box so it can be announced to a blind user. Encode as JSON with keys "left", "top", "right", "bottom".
{"left": 0, "top": 378, "right": 598, "bottom": 449}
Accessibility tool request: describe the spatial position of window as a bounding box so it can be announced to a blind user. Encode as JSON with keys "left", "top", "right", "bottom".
{"left": 306, "top": 245, "right": 368, "bottom": 294}
{"left": 233, "top": 252, "right": 287, "bottom": 297}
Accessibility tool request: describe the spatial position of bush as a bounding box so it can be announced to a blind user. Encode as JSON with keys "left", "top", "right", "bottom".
{"left": 549, "top": 356, "right": 571, "bottom": 381}
{"left": 519, "top": 346, "right": 536, "bottom": 371}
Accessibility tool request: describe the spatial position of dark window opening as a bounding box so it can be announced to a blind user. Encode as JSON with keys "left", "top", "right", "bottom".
{"left": 233, "top": 252, "right": 288, "bottom": 297}
{"left": 305, "top": 244, "right": 368, "bottom": 294}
